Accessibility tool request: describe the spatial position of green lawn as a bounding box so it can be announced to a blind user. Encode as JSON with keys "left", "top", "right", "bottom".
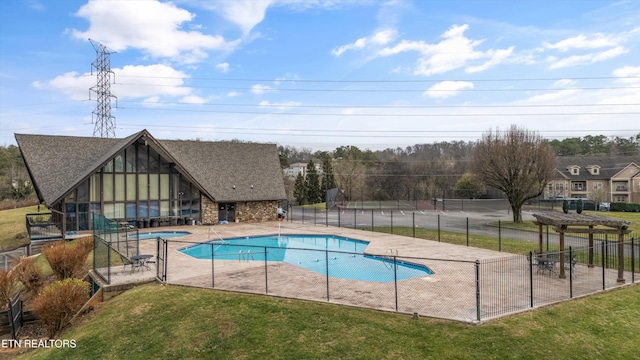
{"left": 2, "top": 205, "right": 638, "bottom": 359}
{"left": 370, "top": 226, "right": 536, "bottom": 254}
{"left": 20, "top": 283, "right": 640, "bottom": 360}
{"left": 489, "top": 210, "right": 640, "bottom": 233}
{"left": 0, "top": 205, "right": 38, "bottom": 252}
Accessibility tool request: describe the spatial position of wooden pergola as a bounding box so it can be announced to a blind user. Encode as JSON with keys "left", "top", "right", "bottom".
{"left": 532, "top": 210, "right": 632, "bottom": 281}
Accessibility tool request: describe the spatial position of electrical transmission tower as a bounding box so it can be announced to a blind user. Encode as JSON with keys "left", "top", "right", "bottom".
{"left": 89, "top": 39, "right": 117, "bottom": 138}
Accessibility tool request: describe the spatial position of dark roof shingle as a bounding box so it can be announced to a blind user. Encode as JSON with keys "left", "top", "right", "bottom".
{"left": 15, "top": 131, "right": 286, "bottom": 206}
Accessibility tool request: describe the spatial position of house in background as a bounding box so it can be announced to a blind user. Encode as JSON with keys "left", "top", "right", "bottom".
{"left": 283, "top": 161, "right": 322, "bottom": 178}
{"left": 283, "top": 162, "right": 308, "bottom": 178}
{"left": 544, "top": 156, "right": 640, "bottom": 204}
{"left": 16, "top": 130, "right": 286, "bottom": 232}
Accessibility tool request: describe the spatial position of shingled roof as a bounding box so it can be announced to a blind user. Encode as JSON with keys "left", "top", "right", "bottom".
{"left": 159, "top": 139, "right": 286, "bottom": 202}
{"left": 555, "top": 155, "right": 639, "bottom": 180}
{"left": 15, "top": 131, "right": 286, "bottom": 206}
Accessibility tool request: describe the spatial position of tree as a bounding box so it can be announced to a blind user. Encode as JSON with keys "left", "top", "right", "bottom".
{"left": 305, "top": 160, "right": 322, "bottom": 204}
{"left": 320, "top": 156, "right": 336, "bottom": 202}
{"left": 472, "top": 126, "right": 556, "bottom": 223}
{"left": 454, "top": 173, "right": 486, "bottom": 199}
{"left": 333, "top": 146, "right": 369, "bottom": 202}
{"left": 612, "top": 135, "right": 640, "bottom": 155}
{"left": 293, "top": 173, "right": 307, "bottom": 205}
{"left": 589, "top": 186, "right": 608, "bottom": 210}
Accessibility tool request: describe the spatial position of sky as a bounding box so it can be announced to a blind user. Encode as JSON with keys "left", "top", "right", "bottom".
{"left": 1, "top": 0, "right": 639, "bottom": 151}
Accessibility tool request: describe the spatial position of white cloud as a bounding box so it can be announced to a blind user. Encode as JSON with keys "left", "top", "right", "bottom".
{"left": 34, "top": 64, "right": 197, "bottom": 101}
{"left": 423, "top": 81, "right": 474, "bottom": 99}
{"left": 202, "top": 0, "right": 371, "bottom": 34}
{"left": 204, "top": 0, "right": 275, "bottom": 35}
{"left": 141, "top": 96, "right": 163, "bottom": 107}
{"left": 70, "top": 0, "right": 234, "bottom": 63}
{"left": 612, "top": 65, "right": 640, "bottom": 83}
{"left": 552, "top": 79, "right": 576, "bottom": 87}
{"left": 115, "top": 65, "right": 193, "bottom": 98}
{"left": 548, "top": 46, "right": 627, "bottom": 69}
{"left": 25, "top": 0, "right": 45, "bottom": 11}
{"left": 544, "top": 33, "right": 622, "bottom": 52}
{"left": 274, "top": 73, "right": 301, "bottom": 85}
{"left": 465, "top": 47, "right": 514, "bottom": 73}
{"left": 517, "top": 89, "right": 581, "bottom": 105}
{"left": 258, "top": 100, "right": 302, "bottom": 110}
{"left": 181, "top": 95, "right": 207, "bottom": 104}
{"left": 332, "top": 29, "right": 397, "bottom": 56}
{"left": 251, "top": 84, "right": 274, "bottom": 94}
{"left": 216, "top": 63, "right": 230, "bottom": 73}
{"left": 32, "top": 71, "right": 94, "bottom": 101}
{"left": 377, "top": 24, "right": 512, "bottom": 76}
{"left": 227, "top": 91, "right": 240, "bottom": 97}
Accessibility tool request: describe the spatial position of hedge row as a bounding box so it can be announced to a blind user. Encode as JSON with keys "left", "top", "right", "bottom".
{"left": 610, "top": 202, "right": 640, "bottom": 212}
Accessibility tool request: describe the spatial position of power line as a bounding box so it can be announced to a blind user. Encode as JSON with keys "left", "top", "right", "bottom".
{"left": 117, "top": 100, "right": 639, "bottom": 109}
{"left": 116, "top": 123, "right": 637, "bottom": 134}
{"left": 118, "top": 106, "right": 640, "bottom": 117}
{"left": 114, "top": 82, "right": 640, "bottom": 92}
{"left": 111, "top": 74, "right": 640, "bottom": 83}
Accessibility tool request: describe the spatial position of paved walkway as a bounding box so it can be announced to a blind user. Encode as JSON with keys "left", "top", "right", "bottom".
{"left": 101, "top": 221, "right": 633, "bottom": 322}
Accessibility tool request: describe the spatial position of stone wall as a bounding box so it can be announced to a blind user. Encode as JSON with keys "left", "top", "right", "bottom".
{"left": 236, "top": 200, "right": 278, "bottom": 223}
{"left": 201, "top": 197, "right": 218, "bottom": 225}
{"left": 201, "top": 197, "right": 278, "bottom": 224}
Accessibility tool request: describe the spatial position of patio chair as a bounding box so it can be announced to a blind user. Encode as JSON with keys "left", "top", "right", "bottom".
{"left": 117, "top": 252, "right": 133, "bottom": 273}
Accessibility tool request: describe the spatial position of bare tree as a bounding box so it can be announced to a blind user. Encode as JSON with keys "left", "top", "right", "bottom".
{"left": 333, "top": 157, "right": 366, "bottom": 202}
{"left": 472, "top": 126, "right": 556, "bottom": 223}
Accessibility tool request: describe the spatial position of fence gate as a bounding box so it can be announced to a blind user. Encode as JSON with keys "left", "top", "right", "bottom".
{"left": 156, "top": 237, "right": 168, "bottom": 283}
{"left": 8, "top": 293, "right": 23, "bottom": 339}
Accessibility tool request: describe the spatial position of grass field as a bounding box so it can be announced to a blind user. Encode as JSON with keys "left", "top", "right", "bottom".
{"left": 490, "top": 210, "right": 640, "bottom": 233}
{"left": 18, "top": 283, "right": 640, "bottom": 360}
{"left": 0, "top": 205, "right": 38, "bottom": 252}
{"left": 1, "top": 205, "right": 638, "bottom": 359}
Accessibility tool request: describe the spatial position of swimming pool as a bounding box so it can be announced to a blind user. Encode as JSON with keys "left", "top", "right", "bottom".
{"left": 127, "top": 231, "right": 191, "bottom": 240}
{"left": 180, "top": 234, "right": 433, "bottom": 282}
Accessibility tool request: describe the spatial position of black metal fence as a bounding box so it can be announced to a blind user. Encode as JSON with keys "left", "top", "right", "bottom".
{"left": 7, "top": 292, "right": 22, "bottom": 339}
{"left": 286, "top": 206, "right": 638, "bottom": 253}
{"left": 480, "top": 240, "right": 637, "bottom": 319}
{"left": 158, "top": 236, "right": 637, "bottom": 323}
{"left": 25, "top": 212, "right": 62, "bottom": 241}
{"left": 92, "top": 214, "right": 140, "bottom": 284}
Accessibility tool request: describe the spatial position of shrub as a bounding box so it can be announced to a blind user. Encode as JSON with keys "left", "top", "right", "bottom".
{"left": 42, "top": 240, "right": 92, "bottom": 280}
{"left": 562, "top": 200, "right": 569, "bottom": 214}
{"left": 0, "top": 268, "right": 16, "bottom": 307}
{"left": 31, "top": 278, "right": 90, "bottom": 337}
{"left": 610, "top": 202, "right": 640, "bottom": 212}
{"left": 12, "top": 256, "right": 44, "bottom": 298}
{"left": 73, "top": 236, "right": 94, "bottom": 260}
{"left": 576, "top": 199, "right": 584, "bottom": 214}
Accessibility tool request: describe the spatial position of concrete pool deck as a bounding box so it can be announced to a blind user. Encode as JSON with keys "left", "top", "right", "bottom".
{"left": 98, "top": 221, "right": 633, "bottom": 322}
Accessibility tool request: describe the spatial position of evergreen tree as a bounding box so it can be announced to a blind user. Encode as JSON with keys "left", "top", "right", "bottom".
{"left": 305, "top": 160, "right": 322, "bottom": 204}
{"left": 320, "top": 157, "right": 336, "bottom": 201}
{"left": 293, "top": 173, "right": 307, "bottom": 205}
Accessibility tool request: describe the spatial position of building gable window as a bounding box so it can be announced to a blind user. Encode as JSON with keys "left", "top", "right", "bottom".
{"left": 586, "top": 165, "right": 600, "bottom": 175}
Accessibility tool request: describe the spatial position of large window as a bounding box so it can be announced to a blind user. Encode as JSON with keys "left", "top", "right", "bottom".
{"left": 63, "top": 139, "right": 202, "bottom": 231}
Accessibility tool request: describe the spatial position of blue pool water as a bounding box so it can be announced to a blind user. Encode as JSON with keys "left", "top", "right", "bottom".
{"left": 180, "top": 234, "right": 433, "bottom": 282}
{"left": 128, "top": 231, "right": 191, "bottom": 240}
